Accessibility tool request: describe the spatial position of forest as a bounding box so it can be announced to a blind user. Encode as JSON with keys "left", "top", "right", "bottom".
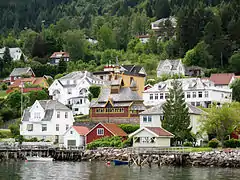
{"left": 0, "top": 0, "right": 240, "bottom": 80}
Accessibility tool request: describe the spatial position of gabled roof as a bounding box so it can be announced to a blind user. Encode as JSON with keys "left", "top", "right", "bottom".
{"left": 121, "top": 65, "right": 146, "bottom": 76}
{"left": 140, "top": 103, "right": 206, "bottom": 115}
{"left": 210, "top": 73, "right": 235, "bottom": 85}
{"left": 157, "top": 59, "right": 182, "bottom": 71}
{"left": 73, "top": 126, "right": 90, "bottom": 135}
{"left": 50, "top": 51, "right": 69, "bottom": 58}
{"left": 129, "top": 127, "right": 174, "bottom": 138}
{"left": 86, "top": 123, "right": 127, "bottom": 137}
{"left": 9, "top": 77, "right": 47, "bottom": 88}
{"left": 10, "top": 67, "right": 34, "bottom": 77}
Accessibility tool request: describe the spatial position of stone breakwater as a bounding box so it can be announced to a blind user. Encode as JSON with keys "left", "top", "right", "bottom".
{"left": 81, "top": 148, "right": 240, "bottom": 168}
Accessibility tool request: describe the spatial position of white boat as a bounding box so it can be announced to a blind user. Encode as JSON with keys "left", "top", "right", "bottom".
{"left": 26, "top": 156, "right": 53, "bottom": 161}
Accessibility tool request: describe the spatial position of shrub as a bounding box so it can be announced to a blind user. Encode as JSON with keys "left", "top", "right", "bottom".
{"left": 224, "top": 139, "right": 240, "bottom": 148}
{"left": 0, "top": 83, "right": 8, "bottom": 90}
{"left": 87, "top": 136, "right": 123, "bottom": 149}
{"left": 208, "top": 139, "right": 219, "bottom": 148}
{"left": 118, "top": 124, "right": 139, "bottom": 134}
{"left": 122, "top": 138, "right": 133, "bottom": 148}
{"left": 9, "top": 124, "right": 20, "bottom": 137}
{"left": 183, "top": 142, "right": 193, "bottom": 147}
{"left": 89, "top": 85, "right": 101, "bottom": 98}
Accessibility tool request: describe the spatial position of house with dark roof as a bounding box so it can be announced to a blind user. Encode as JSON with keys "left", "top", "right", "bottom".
{"left": 9, "top": 67, "right": 35, "bottom": 83}
{"left": 20, "top": 100, "right": 74, "bottom": 143}
{"left": 93, "top": 64, "right": 146, "bottom": 96}
{"left": 48, "top": 71, "right": 105, "bottom": 115}
{"left": 210, "top": 73, "right": 235, "bottom": 89}
{"left": 90, "top": 78, "right": 146, "bottom": 124}
{"left": 86, "top": 123, "right": 127, "bottom": 144}
{"left": 63, "top": 126, "right": 90, "bottom": 148}
{"left": 49, "top": 51, "right": 70, "bottom": 65}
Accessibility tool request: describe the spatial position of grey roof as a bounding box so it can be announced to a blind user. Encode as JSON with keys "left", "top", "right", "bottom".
{"left": 10, "top": 67, "right": 33, "bottom": 77}
{"left": 97, "top": 87, "right": 142, "bottom": 102}
{"left": 22, "top": 100, "right": 70, "bottom": 122}
{"left": 121, "top": 65, "right": 146, "bottom": 76}
{"left": 38, "top": 100, "right": 70, "bottom": 111}
{"left": 140, "top": 103, "right": 206, "bottom": 115}
{"left": 151, "top": 16, "right": 177, "bottom": 28}
{"left": 157, "top": 59, "right": 181, "bottom": 71}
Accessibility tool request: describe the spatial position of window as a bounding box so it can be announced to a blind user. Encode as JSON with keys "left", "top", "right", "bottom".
{"left": 160, "top": 115, "right": 164, "bottom": 120}
{"left": 66, "top": 124, "right": 69, "bottom": 130}
{"left": 196, "top": 102, "right": 200, "bottom": 106}
{"left": 165, "top": 93, "right": 169, "bottom": 99}
{"left": 42, "top": 124, "right": 47, "bottom": 131}
{"left": 155, "top": 94, "right": 158, "bottom": 100}
{"left": 221, "top": 93, "right": 224, "bottom": 98}
{"left": 27, "top": 124, "right": 33, "bottom": 131}
{"left": 187, "top": 92, "right": 191, "bottom": 98}
{"left": 56, "top": 124, "right": 59, "bottom": 131}
{"left": 100, "top": 76, "right": 103, "bottom": 80}
{"left": 160, "top": 93, "right": 164, "bottom": 99}
{"left": 192, "top": 92, "right": 196, "bottom": 98}
{"left": 68, "top": 88, "right": 72, "bottom": 94}
{"left": 57, "top": 112, "right": 60, "bottom": 118}
{"left": 80, "top": 99, "right": 83, "bottom": 104}
{"left": 74, "top": 108, "right": 79, "bottom": 112}
{"left": 148, "top": 116, "right": 152, "bottom": 122}
{"left": 34, "top": 112, "right": 40, "bottom": 119}
{"left": 97, "top": 128, "right": 104, "bottom": 136}
{"left": 143, "top": 116, "right": 148, "bottom": 122}
{"left": 70, "top": 131, "right": 73, "bottom": 134}
{"left": 205, "top": 91, "right": 209, "bottom": 98}
{"left": 150, "top": 94, "right": 153, "bottom": 100}
{"left": 198, "top": 92, "right": 203, "bottom": 98}
{"left": 65, "top": 112, "right": 68, "bottom": 118}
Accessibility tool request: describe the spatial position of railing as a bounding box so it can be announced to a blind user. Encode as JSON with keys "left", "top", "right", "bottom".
{"left": 128, "top": 147, "right": 192, "bottom": 154}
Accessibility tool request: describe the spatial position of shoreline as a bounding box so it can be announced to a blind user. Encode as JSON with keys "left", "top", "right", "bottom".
{"left": 1, "top": 147, "right": 240, "bottom": 168}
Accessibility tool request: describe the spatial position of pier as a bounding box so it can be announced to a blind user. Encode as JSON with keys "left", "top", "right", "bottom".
{"left": 0, "top": 142, "right": 83, "bottom": 161}
{"left": 127, "top": 147, "right": 190, "bottom": 167}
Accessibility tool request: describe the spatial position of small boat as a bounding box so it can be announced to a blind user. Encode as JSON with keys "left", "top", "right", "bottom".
{"left": 26, "top": 156, "right": 53, "bottom": 162}
{"left": 113, "top": 159, "right": 128, "bottom": 166}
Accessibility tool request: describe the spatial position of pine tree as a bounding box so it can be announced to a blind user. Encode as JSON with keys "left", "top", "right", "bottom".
{"left": 0, "top": 58, "right": 4, "bottom": 77}
{"left": 3, "top": 47, "right": 12, "bottom": 64}
{"left": 162, "top": 80, "right": 191, "bottom": 145}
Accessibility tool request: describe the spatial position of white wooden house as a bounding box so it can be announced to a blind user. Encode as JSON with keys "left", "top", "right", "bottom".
{"left": 48, "top": 71, "right": 105, "bottom": 115}
{"left": 63, "top": 126, "right": 90, "bottom": 148}
{"left": 20, "top": 100, "right": 74, "bottom": 143}
{"left": 157, "top": 59, "right": 185, "bottom": 77}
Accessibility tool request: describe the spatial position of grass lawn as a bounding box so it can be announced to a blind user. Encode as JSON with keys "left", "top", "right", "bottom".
{"left": 0, "top": 129, "right": 13, "bottom": 138}
{"left": 0, "top": 90, "right": 7, "bottom": 98}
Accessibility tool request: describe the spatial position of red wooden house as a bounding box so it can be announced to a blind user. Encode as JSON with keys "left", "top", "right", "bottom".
{"left": 9, "top": 67, "right": 35, "bottom": 84}
{"left": 86, "top": 123, "right": 127, "bottom": 144}
{"left": 90, "top": 78, "right": 146, "bottom": 124}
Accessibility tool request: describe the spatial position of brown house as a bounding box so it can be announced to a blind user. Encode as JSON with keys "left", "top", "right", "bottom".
{"left": 90, "top": 78, "right": 146, "bottom": 124}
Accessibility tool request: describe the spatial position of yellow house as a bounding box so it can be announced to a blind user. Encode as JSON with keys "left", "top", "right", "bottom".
{"left": 93, "top": 65, "right": 146, "bottom": 96}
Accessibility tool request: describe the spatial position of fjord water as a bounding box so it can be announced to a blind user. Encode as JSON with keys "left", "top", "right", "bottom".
{"left": 0, "top": 161, "right": 240, "bottom": 180}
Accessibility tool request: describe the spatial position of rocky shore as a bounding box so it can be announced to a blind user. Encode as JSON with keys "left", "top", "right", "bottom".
{"left": 81, "top": 148, "right": 240, "bottom": 168}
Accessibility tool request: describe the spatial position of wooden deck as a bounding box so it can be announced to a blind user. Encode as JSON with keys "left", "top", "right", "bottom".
{"left": 128, "top": 147, "right": 191, "bottom": 155}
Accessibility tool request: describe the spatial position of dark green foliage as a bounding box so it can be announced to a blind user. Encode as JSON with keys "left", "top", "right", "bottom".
{"left": 118, "top": 124, "right": 140, "bottom": 134}
{"left": 224, "top": 139, "right": 240, "bottom": 148}
{"left": 89, "top": 85, "right": 101, "bottom": 98}
{"left": 26, "top": 90, "right": 49, "bottom": 107}
{"left": 208, "top": 139, "right": 219, "bottom": 148}
{"left": 183, "top": 142, "right": 193, "bottom": 147}
{"left": 0, "top": 83, "right": 7, "bottom": 90}
{"left": 58, "top": 58, "right": 67, "bottom": 74}
{"left": 229, "top": 52, "right": 240, "bottom": 73}
{"left": 3, "top": 47, "right": 12, "bottom": 64}
{"left": 9, "top": 123, "right": 20, "bottom": 137}
{"left": 87, "top": 136, "right": 123, "bottom": 149}
{"left": 231, "top": 79, "right": 240, "bottom": 102}
{"left": 162, "top": 80, "right": 191, "bottom": 145}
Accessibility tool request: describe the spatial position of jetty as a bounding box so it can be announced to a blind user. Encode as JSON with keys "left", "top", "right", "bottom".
{"left": 127, "top": 147, "right": 190, "bottom": 167}
{"left": 0, "top": 142, "right": 83, "bottom": 161}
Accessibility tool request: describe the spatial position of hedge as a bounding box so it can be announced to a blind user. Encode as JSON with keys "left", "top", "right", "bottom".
{"left": 224, "top": 139, "right": 240, "bottom": 148}
{"left": 208, "top": 139, "right": 219, "bottom": 148}
{"left": 118, "top": 124, "right": 139, "bottom": 134}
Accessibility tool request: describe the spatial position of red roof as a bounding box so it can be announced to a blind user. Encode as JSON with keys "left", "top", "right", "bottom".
{"left": 146, "top": 127, "right": 174, "bottom": 137}
{"left": 9, "top": 77, "right": 46, "bottom": 88}
{"left": 50, "top": 51, "right": 69, "bottom": 58}
{"left": 210, "top": 73, "right": 235, "bottom": 85}
{"left": 102, "top": 123, "right": 127, "bottom": 137}
{"left": 73, "top": 126, "right": 90, "bottom": 135}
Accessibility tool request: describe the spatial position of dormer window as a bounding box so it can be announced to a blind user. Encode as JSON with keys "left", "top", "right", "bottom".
{"left": 34, "top": 112, "right": 40, "bottom": 119}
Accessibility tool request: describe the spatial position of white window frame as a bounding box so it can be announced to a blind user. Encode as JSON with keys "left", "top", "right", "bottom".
{"left": 150, "top": 94, "right": 153, "bottom": 100}
{"left": 148, "top": 116, "right": 152, "bottom": 122}
{"left": 66, "top": 124, "right": 69, "bottom": 131}
{"left": 57, "top": 112, "right": 60, "bottom": 118}
{"left": 56, "top": 124, "right": 59, "bottom": 131}
{"left": 34, "top": 112, "right": 41, "bottom": 119}
{"left": 187, "top": 92, "right": 191, "bottom": 98}
{"left": 205, "top": 91, "right": 209, "bottom": 98}
{"left": 65, "top": 112, "right": 68, "bottom": 119}
{"left": 97, "top": 128, "right": 104, "bottom": 136}
{"left": 143, "top": 116, "right": 148, "bottom": 122}
{"left": 42, "top": 124, "right": 47, "bottom": 132}
{"left": 198, "top": 91, "right": 203, "bottom": 98}
{"left": 192, "top": 92, "right": 196, "bottom": 98}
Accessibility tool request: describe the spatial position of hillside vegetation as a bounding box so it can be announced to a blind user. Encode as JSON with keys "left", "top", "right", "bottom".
{"left": 0, "top": 0, "right": 240, "bottom": 79}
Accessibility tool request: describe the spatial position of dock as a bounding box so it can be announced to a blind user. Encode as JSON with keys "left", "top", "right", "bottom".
{"left": 127, "top": 147, "right": 190, "bottom": 167}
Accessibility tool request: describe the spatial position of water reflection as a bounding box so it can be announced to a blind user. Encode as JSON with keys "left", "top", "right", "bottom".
{"left": 0, "top": 161, "right": 240, "bottom": 180}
